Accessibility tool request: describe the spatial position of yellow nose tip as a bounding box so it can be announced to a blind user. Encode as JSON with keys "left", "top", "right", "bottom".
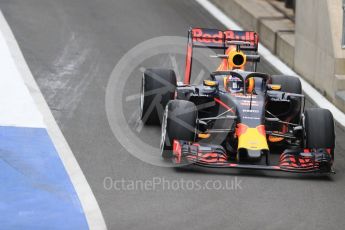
{"left": 237, "top": 126, "right": 269, "bottom": 151}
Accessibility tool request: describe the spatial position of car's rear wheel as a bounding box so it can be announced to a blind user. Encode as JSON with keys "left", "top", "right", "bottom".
{"left": 271, "top": 75, "right": 302, "bottom": 94}
{"left": 268, "top": 75, "right": 302, "bottom": 124}
{"left": 304, "top": 108, "right": 335, "bottom": 159}
{"left": 160, "top": 100, "right": 197, "bottom": 159}
{"left": 140, "top": 68, "right": 176, "bottom": 125}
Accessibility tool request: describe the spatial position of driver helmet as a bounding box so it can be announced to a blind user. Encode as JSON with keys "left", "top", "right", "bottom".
{"left": 226, "top": 76, "right": 243, "bottom": 93}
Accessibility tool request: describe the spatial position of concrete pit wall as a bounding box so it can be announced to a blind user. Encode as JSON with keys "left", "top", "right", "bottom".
{"left": 295, "top": 0, "right": 345, "bottom": 110}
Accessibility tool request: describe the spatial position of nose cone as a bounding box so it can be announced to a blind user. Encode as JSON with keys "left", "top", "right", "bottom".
{"left": 236, "top": 124, "right": 269, "bottom": 160}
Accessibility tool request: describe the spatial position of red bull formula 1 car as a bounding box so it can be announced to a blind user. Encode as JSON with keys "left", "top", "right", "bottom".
{"left": 139, "top": 28, "right": 335, "bottom": 174}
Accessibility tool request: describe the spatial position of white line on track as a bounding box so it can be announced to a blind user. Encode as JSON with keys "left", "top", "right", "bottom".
{"left": 195, "top": 0, "right": 345, "bottom": 128}
{"left": 0, "top": 11, "right": 107, "bottom": 229}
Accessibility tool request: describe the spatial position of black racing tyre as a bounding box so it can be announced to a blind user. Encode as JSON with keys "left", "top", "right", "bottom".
{"left": 271, "top": 75, "right": 302, "bottom": 94}
{"left": 304, "top": 108, "right": 335, "bottom": 159}
{"left": 269, "top": 75, "right": 302, "bottom": 123}
{"left": 140, "top": 68, "right": 176, "bottom": 125}
{"left": 160, "top": 100, "right": 197, "bottom": 159}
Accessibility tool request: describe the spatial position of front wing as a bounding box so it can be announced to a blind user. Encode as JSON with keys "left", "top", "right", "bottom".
{"left": 172, "top": 140, "right": 335, "bottom": 174}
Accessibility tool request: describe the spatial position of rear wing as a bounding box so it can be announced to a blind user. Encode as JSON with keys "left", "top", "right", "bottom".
{"left": 184, "top": 28, "right": 259, "bottom": 84}
{"left": 191, "top": 28, "right": 259, "bottom": 50}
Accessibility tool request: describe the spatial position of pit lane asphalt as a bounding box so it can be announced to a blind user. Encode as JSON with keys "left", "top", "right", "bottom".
{"left": 1, "top": 0, "right": 345, "bottom": 229}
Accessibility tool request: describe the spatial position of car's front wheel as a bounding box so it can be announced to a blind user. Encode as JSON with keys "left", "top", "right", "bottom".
{"left": 160, "top": 100, "right": 197, "bottom": 159}
{"left": 304, "top": 108, "right": 335, "bottom": 160}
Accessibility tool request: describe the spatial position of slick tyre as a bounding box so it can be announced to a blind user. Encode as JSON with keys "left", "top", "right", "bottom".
{"left": 304, "top": 108, "right": 335, "bottom": 159}
{"left": 271, "top": 75, "right": 302, "bottom": 95}
{"left": 160, "top": 100, "right": 197, "bottom": 159}
{"left": 140, "top": 68, "right": 176, "bottom": 125}
{"left": 269, "top": 75, "right": 302, "bottom": 123}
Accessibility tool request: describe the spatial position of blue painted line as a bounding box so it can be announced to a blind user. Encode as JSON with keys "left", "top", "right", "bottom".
{"left": 0, "top": 126, "right": 88, "bottom": 229}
